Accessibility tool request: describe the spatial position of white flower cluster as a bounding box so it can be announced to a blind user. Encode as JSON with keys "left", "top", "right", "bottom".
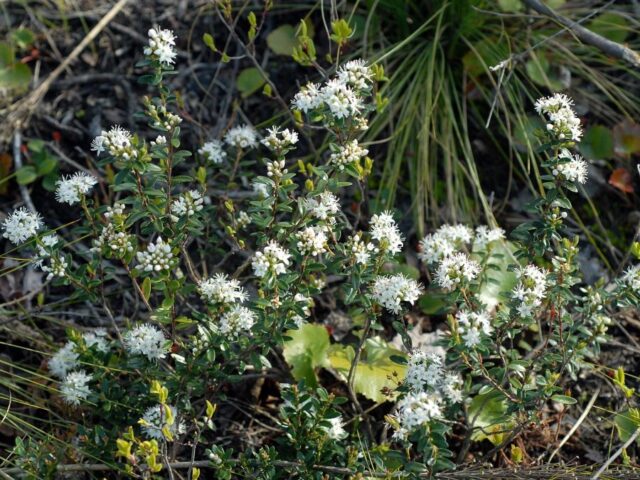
{"left": 392, "top": 391, "right": 443, "bottom": 440}
{"left": 369, "top": 211, "right": 403, "bottom": 255}
{"left": 535, "top": 93, "right": 582, "bottom": 142}
{"left": 82, "top": 328, "right": 109, "bottom": 353}
{"left": 2, "top": 207, "right": 43, "bottom": 245}
{"left": 123, "top": 323, "right": 169, "bottom": 360}
{"left": 252, "top": 241, "right": 291, "bottom": 278}
{"left": 267, "top": 159, "right": 287, "bottom": 178}
{"left": 346, "top": 232, "right": 377, "bottom": 265}
{"left": 261, "top": 126, "right": 299, "bottom": 152}
{"left": 405, "top": 350, "right": 463, "bottom": 404}
{"left": 142, "top": 404, "right": 186, "bottom": 441}
{"left": 473, "top": 225, "right": 506, "bottom": 250}
{"left": 60, "top": 370, "right": 92, "bottom": 405}
{"left": 199, "top": 139, "right": 227, "bottom": 164}
{"left": 622, "top": 265, "right": 640, "bottom": 293}
{"left": 224, "top": 125, "right": 258, "bottom": 149}
{"left": 170, "top": 190, "right": 204, "bottom": 222}
{"left": 419, "top": 224, "right": 503, "bottom": 264}
{"left": 434, "top": 252, "right": 480, "bottom": 291}
{"left": 144, "top": 27, "right": 177, "bottom": 66}
{"left": 55, "top": 172, "right": 98, "bottom": 205}
{"left": 33, "top": 234, "right": 67, "bottom": 280}
{"left": 41, "top": 255, "right": 68, "bottom": 281}
{"left": 456, "top": 309, "right": 493, "bottom": 348}
{"left": 295, "top": 226, "right": 328, "bottom": 257}
{"left": 91, "top": 125, "right": 136, "bottom": 159}
{"left": 92, "top": 203, "right": 134, "bottom": 258}
{"left": 217, "top": 305, "right": 256, "bottom": 338}
{"left": 136, "top": 237, "right": 175, "bottom": 273}
{"left": 337, "top": 59, "right": 374, "bottom": 90}
{"left": 370, "top": 274, "right": 423, "bottom": 314}
{"left": 198, "top": 273, "right": 247, "bottom": 305}
{"left": 151, "top": 135, "right": 167, "bottom": 148}
{"left": 305, "top": 191, "right": 340, "bottom": 224}
{"left": 555, "top": 149, "right": 588, "bottom": 184}
{"left": 321, "top": 79, "right": 364, "bottom": 119}
{"left": 324, "top": 416, "right": 347, "bottom": 440}
{"left": 49, "top": 341, "right": 80, "bottom": 379}
{"left": 329, "top": 140, "right": 369, "bottom": 170}
{"left": 513, "top": 265, "right": 547, "bottom": 317}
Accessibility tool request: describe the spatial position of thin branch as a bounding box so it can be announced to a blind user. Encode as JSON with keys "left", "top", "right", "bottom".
{"left": 591, "top": 427, "right": 640, "bottom": 479}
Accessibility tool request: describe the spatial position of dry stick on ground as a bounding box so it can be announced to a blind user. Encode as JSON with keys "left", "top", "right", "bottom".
{"left": 591, "top": 427, "right": 640, "bottom": 479}
{"left": 521, "top": 0, "right": 640, "bottom": 67}
{"left": 1, "top": 0, "right": 131, "bottom": 142}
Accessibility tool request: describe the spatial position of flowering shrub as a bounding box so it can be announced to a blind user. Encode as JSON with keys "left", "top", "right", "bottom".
{"left": 3, "top": 24, "right": 639, "bottom": 479}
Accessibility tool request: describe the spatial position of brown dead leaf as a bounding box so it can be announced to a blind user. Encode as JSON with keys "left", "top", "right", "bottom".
{"left": 608, "top": 167, "right": 634, "bottom": 193}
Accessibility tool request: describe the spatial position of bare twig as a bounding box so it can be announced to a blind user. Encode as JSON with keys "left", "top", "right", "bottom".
{"left": 12, "top": 131, "right": 36, "bottom": 214}
{"left": 591, "top": 427, "right": 640, "bottom": 479}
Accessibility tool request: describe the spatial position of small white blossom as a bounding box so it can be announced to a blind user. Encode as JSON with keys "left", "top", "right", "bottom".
{"left": 473, "top": 225, "right": 505, "bottom": 250}
{"left": 252, "top": 241, "right": 291, "bottom": 278}
{"left": 198, "top": 273, "right": 247, "bottom": 305}
{"left": 266, "top": 160, "right": 287, "bottom": 178}
{"left": 49, "top": 342, "right": 79, "bottom": 379}
{"left": 321, "top": 78, "right": 362, "bottom": 119}
{"left": 92, "top": 223, "right": 134, "bottom": 257}
{"left": 434, "top": 252, "right": 480, "bottom": 291}
{"left": 405, "top": 351, "right": 464, "bottom": 404}
{"left": 369, "top": 211, "right": 403, "bottom": 255}
{"left": 418, "top": 224, "right": 473, "bottom": 264}
{"left": 136, "top": 237, "right": 175, "bottom": 273}
{"left": 217, "top": 305, "right": 256, "bottom": 338}
{"left": 40, "top": 255, "right": 68, "bottom": 280}
{"left": 141, "top": 404, "right": 186, "bottom": 440}
{"left": 151, "top": 135, "right": 167, "bottom": 148}
{"left": 237, "top": 210, "right": 251, "bottom": 228}
{"left": 2, "top": 207, "right": 44, "bottom": 245}
{"left": 555, "top": 149, "right": 588, "bottom": 184}
{"left": 60, "top": 370, "right": 92, "bottom": 405}
{"left": 329, "top": 140, "right": 368, "bottom": 170}
{"left": 292, "top": 83, "right": 323, "bottom": 112}
{"left": 337, "top": 59, "right": 373, "bottom": 90}
{"left": 535, "top": 93, "right": 582, "bottom": 142}
{"left": 224, "top": 125, "right": 258, "bottom": 149}
{"left": 513, "top": 265, "right": 547, "bottom": 317}
{"left": 170, "top": 190, "right": 204, "bottom": 222}
{"left": 123, "top": 323, "right": 169, "bottom": 360}
{"left": 325, "top": 416, "right": 347, "bottom": 440}
{"left": 346, "top": 232, "right": 377, "bottom": 265}
{"left": 296, "top": 226, "right": 328, "bottom": 257}
{"left": 252, "top": 181, "right": 270, "bottom": 198}
{"left": 55, "top": 172, "right": 98, "bottom": 205}
{"left": 392, "top": 392, "right": 443, "bottom": 440}
{"left": 305, "top": 191, "right": 340, "bottom": 224}
{"left": 371, "top": 274, "right": 423, "bottom": 314}
{"left": 144, "top": 27, "right": 177, "bottom": 66}
{"left": 261, "top": 126, "right": 299, "bottom": 151}
{"left": 92, "top": 125, "right": 136, "bottom": 159}
{"left": 622, "top": 265, "right": 640, "bottom": 292}
{"left": 82, "top": 329, "right": 109, "bottom": 353}
{"left": 456, "top": 310, "right": 493, "bottom": 348}
{"left": 199, "top": 140, "right": 227, "bottom": 164}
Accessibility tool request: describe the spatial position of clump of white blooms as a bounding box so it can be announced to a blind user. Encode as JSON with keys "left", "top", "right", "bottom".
{"left": 49, "top": 342, "right": 79, "bottom": 379}
{"left": 261, "top": 126, "right": 299, "bottom": 152}
{"left": 456, "top": 309, "right": 493, "bottom": 348}
{"left": 622, "top": 265, "right": 640, "bottom": 293}
{"left": 369, "top": 211, "right": 403, "bottom": 255}
{"left": 513, "top": 265, "right": 548, "bottom": 317}
{"left": 534, "top": 93, "right": 582, "bottom": 142}
{"left": 92, "top": 223, "right": 134, "bottom": 257}
{"left": 554, "top": 149, "right": 588, "bottom": 184}
{"left": 224, "top": 125, "right": 258, "bottom": 149}
{"left": 150, "top": 135, "right": 166, "bottom": 148}
{"left": 292, "top": 82, "right": 323, "bottom": 112}
{"left": 252, "top": 181, "right": 269, "bottom": 198}
{"left": 418, "top": 224, "right": 473, "bottom": 264}
{"left": 392, "top": 391, "right": 443, "bottom": 440}
{"left": 136, "top": 237, "right": 175, "bottom": 273}
{"left": 252, "top": 241, "right": 291, "bottom": 278}
{"left": 91, "top": 125, "right": 136, "bottom": 159}
{"left": 337, "top": 59, "right": 373, "bottom": 90}
{"left": 60, "top": 370, "right": 92, "bottom": 405}
{"left": 55, "top": 172, "right": 98, "bottom": 205}
{"left": 370, "top": 274, "right": 423, "bottom": 314}
{"left": 2, "top": 207, "right": 44, "bottom": 245}
{"left": 329, "top": 139, "right": 368, "bottom": 170}
{"left": 144, "top": 27, "right": 177, "bottom": 66}
{"left": 266, "top": 159, "right": 287, "bottom": 178}
{"left": 405, "top": 351, "right": 463, "bottom": 404}
{"left": 305, "top": 191, "right": 340, "bottom": 224}
{"left": 199, "top": 140, "right": 227, "bottom": 164}
{"left": 170, "top": 190, "right": 204, "bottom": 222}
{"left": 473, "top": 225, "right": 505, "bottom": 250}
{"left": 123, "top": 324, "right": 168, "bottom": 360}
{"left": 41, "top": 255, "right": 68, "bottom": 280}
{"left": 295, "top": 226, "right": 328, "bottom": 257}
{"left": 216, "top": 305, "right": 257, "bottom": 338}
{"left": 82, "top": 329, "right": 109, "bottom": 353}
{"left": 346, "top": 232, "right": 377, "bottom": 265}
{"left": 198, "top": 273, "right": 247, "bottom": 305}
{"left": 434, "top": 252, "right": 480, "bottom": 291}
{"left": 141, "top": 404, "right": 186, "bottom": 441}
{"left": 325, "top": 416, "right": 347, "bottom": 440}
{"left": 321, "top": 78, "right": 363, "bottom": 119}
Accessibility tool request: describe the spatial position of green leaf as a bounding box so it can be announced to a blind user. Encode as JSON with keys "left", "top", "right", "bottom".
{"left": 468, "top": 389, "right": 515, "bottom": 445}
{"left": 202, "top": 33, "right": 217, "bottom": 52}
{"left": 267, "top": 24, "right": 298, "bottom": 56}
{"left": 16, "top": 165, "right": 37, "bottom": 185}
{"left": 282, "top": 324, "right": 330, "bottom": 387}
{"left": 474, "top": 241, "right": 518, "bottom": 310}
{"left": 236, "top": 67, "right": 266, "bottom": 98}
{"left": 551, "top": 394, "right": 577, "bottom": 405}
{"left": 615, "top": 409, "right": 640, "bottom": 443}
{"left": 0, "top": 42, "right": 14, "bottom": 67}
{"left": 580, "top": 125, "right": 614, "bottom": 160}
{"left": 497, "top": 0, "right": 522, "bottom": 12}
{"left": 12, "top": 28, "right": 35, "bottom": 49}
{"left": 141, "top": 277, "right": 152, "bottom": 301}
{"left": 525, "top": 54, "right": 565, "bottom": 91}
{"left": 0, "top": 62, "right": 31, "bottom": 91}
{"left": 589, "top": 12, "right": 629, "bottom": 43}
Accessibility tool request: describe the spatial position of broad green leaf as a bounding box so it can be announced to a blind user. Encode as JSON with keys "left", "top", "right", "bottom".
{"left": 16, "top": 165, "right": 37, "bottom": 185}
{"left": 497, "top": 0, "right": 522, "bottom": 12}
{"left": 282, "top": 323, "right": 330, "bottom": 387}
{"left": 589, "top": 13, "right": 629, "bottom": 43}
{"left": 0, "top": 42, "right": 14, "bottom": 67}
{"left": 551, "top": 394, "right": 577, "bottom": 405}
{"left": 266, "top": 25, "right": 297, "bottom": 56}
{"left": 525, "top": 54, "right": 565, "bottom": 91}
{"left": 141, "top": 277, "right": 152, "bottom": 301}
{"left": 474, "top": 241, "right": 517, "bottom": 310}
{"left": 580, "top": 125, "right": 614, "bottom": 160}
{"left": 0, "top": 62, "right": 31, "bottom": 91}
{"left": 236, "top": 67, "right": 265, "bottom": 98}
{"left": 468, "top": 389, "right": 515, "bottom": 445}
{"left": 615, "top": 408, "right": 640, "bottom": 443}
{"left": 12, "top": 28, "right": 35, "bottom": 49}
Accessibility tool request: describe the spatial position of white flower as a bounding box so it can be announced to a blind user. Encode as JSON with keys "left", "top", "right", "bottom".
{"left": 123, "top": 323, "right": 169, "bottom": 360}
{"left": 60, "top": 370, "right": 92, "bottom": 405}
{"left": 346, "top": 232, "right": 377, "bottom": 265}
{"left": 144, "top": 27, "right": 177, "bottom": 66}
{"left": 292, "top": 83, "right": 323, "bottom": 112}
{"left": 441, "top": 373, "right": 463, "bottom": 403}
{"left": 296, "top": 226, "right": 328, "bottom": 257}
{"left": 217, "top": 305, "right": 256, "bottom": 338}
{"left": 40, "top": 255, "right": 68, "bottom": 280}
{"left": 405, "top": 351, "right": 443, "bottom": 392}
{"left": 224, "top": 125, "right": 258, "bottom": 149}
{"left": 371, "top": 274, "right": 423, "bottom": 314}
{"left": 392, "top": 392, "right": 443, "bottom": 440}
{"left": 261, "top": 126, "right": 299, "bottom": 151}
{"left": 329, "top": 140, "right": 368, "bottom": 170}
{"left": 513, "top": 265, "right": 547, "bottom": 317}
{"left": 198, "top": 273, "right": 247, "bottom": 305}
{"left": 252, "top": 181, "right": 269, "bottom": 198}
{"left": 92, "top": 223, "right": 134, "bottom": 257}
{"left": 456, "top": 310, "right": 493, "bottom": 348}
{"left": 2, "top": 207, "right": 44, "bottom": 245}
{"left": 418, "top": 224, "right": 473, "bottom": 264}
{"left": 252, "top": 241, "right": 291, "bottom": 278}
{"left": 136, "top": 237, "right": 175, "bottom": 273}
{"left": 199, "top": 140, "right": 227, "bottom": 164}
{"left": 325, "top": 416, "right": 347, "bottom": 440}
{"left": 237, "top": 210, "right": 251, "bottom": 228}
{"left": 49, "top": 342, "right": 79, "bottom": 379}
{"left": 369, "top": 211, "right": 403, "bottom": 255}
{"left": 474, "top": 225, "right": 505, "bottom": 250}
{"left": 55, "top": 172, "right": 98, "bottom": 205}
{"left": 151, "top": 135, "right": 167, "bottom": 147}
{"left": 305, "top": 191, "right": 340, "bottom": 224}
{"left": 622, "top": 265, "right": 640, "bottom": 292}
{"left": 337, "top": 59, "right": 373, "bottom": 90}
{"left": 535, "top": 93, "right": 582, "bottom": 142}
{"left": 141, "top": 404, "right": 186, "bottom": 441}
{"left": 267, "top": 159, "right": 287, "bottom": 178}
{"left": 555, "top": 149, "right": 588, "bottom": 184}
{"left": 434, "top": 252, "right": 480, "bottom": 291}
{"left": 320, "top": 78, "right": 362, "bottom": 119}
{"left": 82, "top": 329, "right": 109, "bottom": 353}
{"left": 92, "top": 125, "right": 137, "bottom": 159}
{"left": 170, "top": 190, "right": 204, "bottom": 221}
